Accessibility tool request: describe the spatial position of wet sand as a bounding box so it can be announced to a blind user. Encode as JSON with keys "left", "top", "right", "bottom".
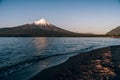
{"left": 31, "top": 45, "right": 120, "bottom": 80}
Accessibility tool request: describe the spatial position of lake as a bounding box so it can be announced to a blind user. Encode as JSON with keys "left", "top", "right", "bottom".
{"left": 0, "top": 37, "right": 120, "bottom": 80}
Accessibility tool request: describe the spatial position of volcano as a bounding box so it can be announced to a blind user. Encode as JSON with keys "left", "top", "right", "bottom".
{"left": 0, "top": 18, "right": 93, "bottom": 37}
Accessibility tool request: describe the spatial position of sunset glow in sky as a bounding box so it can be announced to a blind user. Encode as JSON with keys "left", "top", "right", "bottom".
{"left": 0, "top": 0, "right": 120, "bottom": 34}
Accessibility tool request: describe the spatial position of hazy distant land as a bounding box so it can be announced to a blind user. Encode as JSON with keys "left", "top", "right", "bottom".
{"left": 0, "top": 19, "right": 119, "bottom": 37}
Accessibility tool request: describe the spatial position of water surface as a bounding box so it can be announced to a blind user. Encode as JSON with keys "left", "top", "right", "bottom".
{"left": 0, "top": 37, "right": 120, "bottom": 80}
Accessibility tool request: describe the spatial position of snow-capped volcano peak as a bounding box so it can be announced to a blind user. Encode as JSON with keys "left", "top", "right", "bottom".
{"left": 34, "top": 18, "right": 50, "bottom": 25}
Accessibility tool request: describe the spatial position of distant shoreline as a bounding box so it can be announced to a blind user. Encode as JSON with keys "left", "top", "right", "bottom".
{"left": 0, "top": 34, "right": 118, "bottom": 37}
{"left": 0, "top": 35, "right": 113, "bottom": 37}
{"left": 31, "top": 45, "right": 120, "bottom": 80}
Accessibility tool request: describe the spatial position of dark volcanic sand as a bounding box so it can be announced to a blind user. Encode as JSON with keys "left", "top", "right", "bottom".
{"left": 31, "top": 46, "right": 120, "bottom": 80}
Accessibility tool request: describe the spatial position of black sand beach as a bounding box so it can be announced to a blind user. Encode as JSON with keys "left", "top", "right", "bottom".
{"left": 31, "top": 45, "right": 120, "bottom": 80}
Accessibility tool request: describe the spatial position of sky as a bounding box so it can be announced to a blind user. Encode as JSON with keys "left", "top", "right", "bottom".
{"left": 0, "top": 0, "right": 120, "bottom": 34}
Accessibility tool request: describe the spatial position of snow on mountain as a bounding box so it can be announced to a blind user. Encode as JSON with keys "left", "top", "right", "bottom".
{"left": 34, "top": 18, "right": 50, "bottom": 25}
{"left": 0, "top": 18, "right": 95, "bottom": 37}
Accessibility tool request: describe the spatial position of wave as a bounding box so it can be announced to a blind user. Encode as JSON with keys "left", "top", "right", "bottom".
{"left": 0, "top": 52, "right": 75, "bottom": 79}
{"left": 0, "top": 45, "right": 113, "bottom": 80}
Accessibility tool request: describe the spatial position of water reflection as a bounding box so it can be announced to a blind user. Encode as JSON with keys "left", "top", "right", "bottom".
{"left": 33, "top": 37, "right": 48, "bottom": 55}
{"left": 1, "top": 37, "right": 120, "bottom": 80}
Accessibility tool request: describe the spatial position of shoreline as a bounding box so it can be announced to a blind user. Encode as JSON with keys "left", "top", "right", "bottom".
{"left": 31, "top": 45, "right": 120, "bottom": 80}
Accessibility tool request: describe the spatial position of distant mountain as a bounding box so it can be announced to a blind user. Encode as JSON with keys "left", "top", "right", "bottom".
{"left": 0, "top": 18, "right": 95, "bottom": 37}
{"left": 106, "top": 26, "right": 120, "bottom": 35}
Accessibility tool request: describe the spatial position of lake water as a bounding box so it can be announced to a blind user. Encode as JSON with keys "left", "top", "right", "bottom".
{"left": 0, "top": 37, "right": 120, "bottom": 80}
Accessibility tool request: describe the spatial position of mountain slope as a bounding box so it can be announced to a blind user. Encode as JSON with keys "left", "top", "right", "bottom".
{"left": 0, "top": 18, "right": 90, "bottom": 37}
{"left": 106, "top": 26, "right": 120, "bottom": 35}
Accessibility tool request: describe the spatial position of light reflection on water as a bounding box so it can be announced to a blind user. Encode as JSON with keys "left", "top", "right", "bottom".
{"left": 0, "top": 37, "right": 120, "bottom": 68}
{"left": 0, "top": 37, "right": 120, "bottom": 80}
{"left": 33, "top": 37, "right": 48, "bottom": 56}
